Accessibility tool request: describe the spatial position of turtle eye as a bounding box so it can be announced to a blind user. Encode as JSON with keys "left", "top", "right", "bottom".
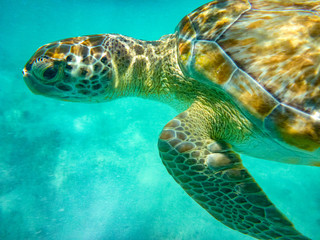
{"left": 43, "top": 67, "right": 58, "bottom": 80}
{"left": 32, "top": 56, "right": 61, "bottom": 82}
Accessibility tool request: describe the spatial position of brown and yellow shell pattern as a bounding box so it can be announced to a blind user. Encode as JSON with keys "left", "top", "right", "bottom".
{"left": 176, "top": 0, "right": 320, "bottom": 152}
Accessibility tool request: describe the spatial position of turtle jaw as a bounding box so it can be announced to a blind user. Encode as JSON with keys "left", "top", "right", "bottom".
{"left": 23, "top": 71, "right": 54, "bottom": 96}
{"left": 23, "top": 58, "right": 69, "bottom": 99}
{"left": 23, "top": 69, "right": 111, "bottom": 103}
{"left": 23, "top": 70, "right": 72, "bottom": 101}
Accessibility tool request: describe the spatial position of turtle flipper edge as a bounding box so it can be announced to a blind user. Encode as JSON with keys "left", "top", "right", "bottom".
{"left": 158, "top": 108, "right": 310, "bottom": 240}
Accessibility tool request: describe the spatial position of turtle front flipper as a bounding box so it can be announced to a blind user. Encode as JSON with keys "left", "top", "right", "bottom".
{"left": 158, "top": 108, "right": 310, "bottom": 240}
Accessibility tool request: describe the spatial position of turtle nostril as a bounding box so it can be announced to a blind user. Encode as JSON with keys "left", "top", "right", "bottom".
{"left": 25, "top": 62, "right": 32, "bottom": 71}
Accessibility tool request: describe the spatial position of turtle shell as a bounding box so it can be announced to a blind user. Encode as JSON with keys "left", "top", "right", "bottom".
{"left": 176, "top": 0, "right": 320, "bottom": 152}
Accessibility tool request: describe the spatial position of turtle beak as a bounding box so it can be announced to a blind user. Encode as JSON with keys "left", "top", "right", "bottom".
{"left": 22, "top": 64, "right": 37, "bottom": 94}
{"left": 22, "top": 65, "right": 55, "bottom": 96}
{"left": 23, "top": 73, "right": 42, "bottom": 95}
{"left": 22, "top": 61, "right": 38, "bottom": 94}
{"left": 23, "top": 63, "right": 40, "bottom": 95}
{"left": 22, "top": 64, "right": 78, "bottom": 101}
{"left": 23, "top": 74, "right": 55, "bottom": 96}
{"left": 22, "top": 68, "right": 28, "bottom": 77}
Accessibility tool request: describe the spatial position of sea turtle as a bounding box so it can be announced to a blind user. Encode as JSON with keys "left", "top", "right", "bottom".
{"left": 22, "top": 0, "right": 319, "bottom": 239}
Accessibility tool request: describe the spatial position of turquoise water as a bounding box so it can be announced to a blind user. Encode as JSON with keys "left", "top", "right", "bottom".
{"left": 1, "top": 0, "right": 320, "bottom": 239}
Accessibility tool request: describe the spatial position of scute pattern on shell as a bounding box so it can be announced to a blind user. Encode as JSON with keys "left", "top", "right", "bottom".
{"left": 218, "top": 8, "right": 320, "bottom": 117}
{"left": 186, "top": 0, "right": 251, "bottom": 41}
{"left": 250, "top": 0, "right": 320, "bottom": 11}
{"left": 176, "top": 0, "right": 320, "bottom": 151}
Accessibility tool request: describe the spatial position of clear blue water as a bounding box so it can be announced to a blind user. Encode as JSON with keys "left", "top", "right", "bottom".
{"left": 1, "top": 0, "right": 319, "bottom": 239}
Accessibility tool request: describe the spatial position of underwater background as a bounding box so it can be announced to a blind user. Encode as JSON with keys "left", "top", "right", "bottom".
{"left": 1, "top": 0, "right": 320, "bottom": 239}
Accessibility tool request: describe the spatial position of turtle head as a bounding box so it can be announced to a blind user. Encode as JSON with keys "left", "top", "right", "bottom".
{"left": 24, "top": 33, "right": 178, "bottom": 103}
{"left": 23, "top": 34, "right": 119, "bottom": 102}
